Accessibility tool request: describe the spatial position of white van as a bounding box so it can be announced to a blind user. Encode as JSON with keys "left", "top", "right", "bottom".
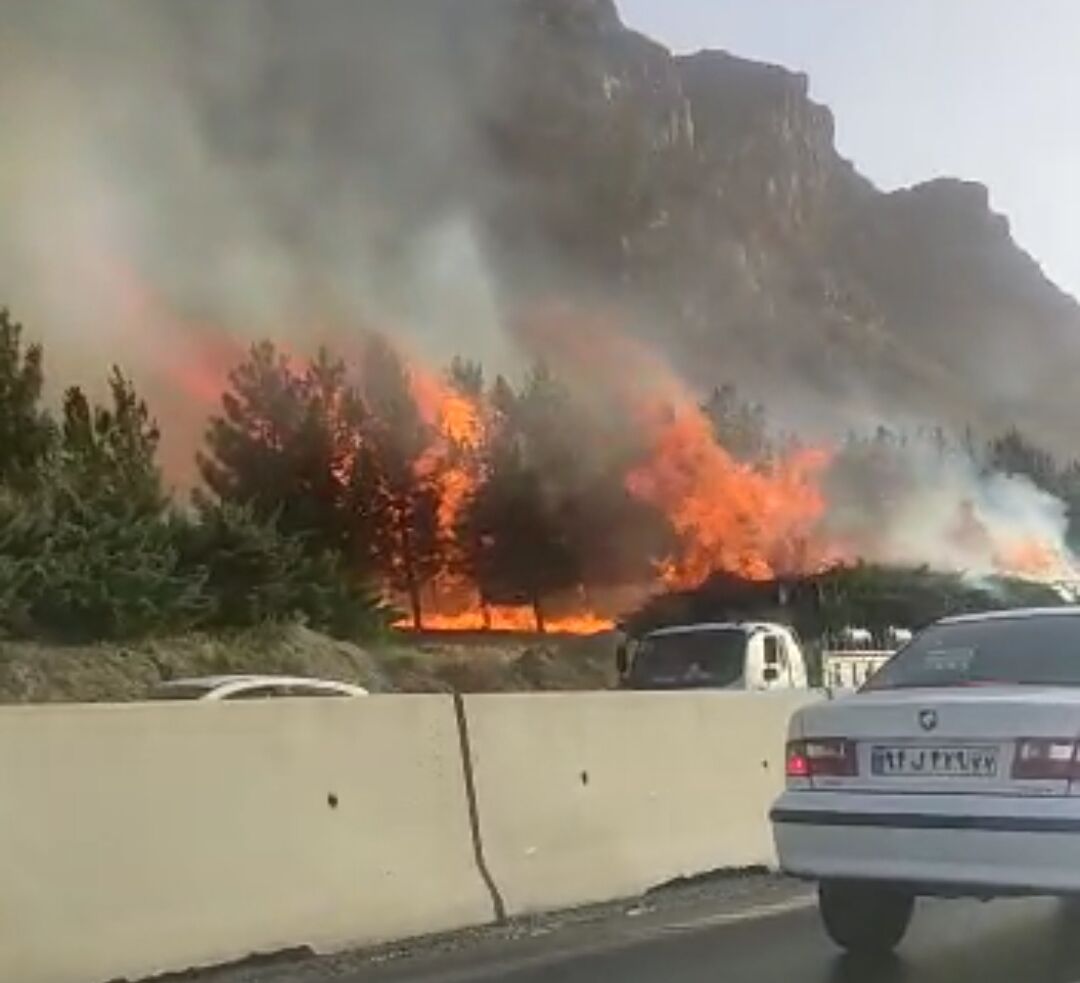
{"left": 619, "top": 622, "right": 809, "bottom": 691}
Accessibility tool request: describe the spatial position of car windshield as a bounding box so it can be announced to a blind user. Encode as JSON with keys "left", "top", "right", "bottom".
{"left": 629, "top": 629, "right": 747, "bottom": 688}
{"left": 864, "top": 615, "right": 1080, "bottom": 690}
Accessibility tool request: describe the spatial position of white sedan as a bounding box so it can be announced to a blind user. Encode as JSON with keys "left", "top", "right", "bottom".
{"left": 771, "top": 606, "right": 1080, "bottom": 954}
{"left": 150, "top": 674, "right": 369, "bottom": 701}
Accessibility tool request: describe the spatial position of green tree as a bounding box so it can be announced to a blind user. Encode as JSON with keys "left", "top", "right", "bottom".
{"left": 987, "top": 428, "right": 1058, "bottom": 490}
{"left": 60, "top": 369, "right": 165, "bottom": 514}
{"left": 462, "top": 439, "right": 579, "bottom": 632}
{"left": 199, "top": 342, "right": 378, "bottom": 567}
{"left": 11, "top": 490, "right": 206, "bottom": 642}
{"left": 446, "top": 356, "right": 485, "bottom": 400}
{"left": 702, "top": 383, "right": 771, "bottom": 463}
{"left": 986, "top": 428, "right": 1080, "bottom": 547}
{"left": 175, "top": 502, "right": 386, "bottom": 639}
{"left": 0, "top": 308, "right": 55, "bottom": 490}
{"left": 0, "top": 372, "right": 206, "bottom": 642}
{"left": 359, "top": 335, "right": 443, "bottom": 629}
{"left": 458, "top": 365, "right": 585, "bottom": 631}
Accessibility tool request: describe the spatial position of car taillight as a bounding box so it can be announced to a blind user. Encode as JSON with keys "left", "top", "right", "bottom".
{"left": 786, "top": 743, "right": 810, "bottom": 778}
{"left": 786, "top": 738, "right": 857, "bottom": 778}
{"left": 1012, "top": 738, "right": 1080, "bottom": 780}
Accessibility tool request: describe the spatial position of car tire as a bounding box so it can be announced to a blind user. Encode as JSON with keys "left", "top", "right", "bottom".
{"left": 818, "top": 881, "right": 914, "bottom": 955}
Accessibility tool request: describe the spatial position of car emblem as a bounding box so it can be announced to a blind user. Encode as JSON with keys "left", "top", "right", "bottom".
{"left": 918, "top": 709, "right": 938, "bottom": 732}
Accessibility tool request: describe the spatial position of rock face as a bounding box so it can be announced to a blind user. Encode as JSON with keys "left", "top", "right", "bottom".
{"left": 467, "top": 0, "right": 1080, "bottom": 448}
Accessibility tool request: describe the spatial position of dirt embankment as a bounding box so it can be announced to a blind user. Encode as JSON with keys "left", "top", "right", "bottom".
{"left": 0, "top": 625, "right": 620, "bottom": 704}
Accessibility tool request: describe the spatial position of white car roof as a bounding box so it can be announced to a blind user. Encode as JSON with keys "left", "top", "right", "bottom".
{"left": 158, "top": 675, "right": 366, "bottom": 692}
{"left": 939, "top": 606, "right": 1080, "bottom": 625}
{"left": 644, "top": 621, "right": 779, "bottom": 638}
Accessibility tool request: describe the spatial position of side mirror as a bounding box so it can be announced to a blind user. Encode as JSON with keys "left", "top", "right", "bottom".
{"left": 763, "top": 666, "right": 779, "bottom": 683}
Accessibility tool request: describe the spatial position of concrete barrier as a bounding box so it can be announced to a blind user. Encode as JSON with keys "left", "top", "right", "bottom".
{"left": 0, "top": 697, "right": 495, "bottom": 983}
{"left": 462, "top": 691, "right": 818, "bottom": 916}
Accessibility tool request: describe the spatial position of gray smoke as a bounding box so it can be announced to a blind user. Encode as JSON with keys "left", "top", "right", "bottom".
{"left": 0, "top": 0, "right": 521, "bottom": 476}
{"left": 824, "top": 434, "right": 1077, "bottom": 580}
{"left": 4, "top": 0, "right": 1077, "bottom": 582}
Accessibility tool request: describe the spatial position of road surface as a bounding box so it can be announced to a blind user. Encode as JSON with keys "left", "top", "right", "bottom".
{"left": 190, "top": 879, "right": 1080, "bottom": 983}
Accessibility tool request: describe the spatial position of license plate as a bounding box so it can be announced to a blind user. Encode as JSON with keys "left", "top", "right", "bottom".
{"left": 871, "top": 745, "right": 999, "bottom": 778}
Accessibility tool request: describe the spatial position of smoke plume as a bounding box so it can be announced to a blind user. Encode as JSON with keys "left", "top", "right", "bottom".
{"left": 0, "top": 2, "right": 521, "bottom": 469}
{"left": 3, "top": 0, "right": 1077, "bottom": 590}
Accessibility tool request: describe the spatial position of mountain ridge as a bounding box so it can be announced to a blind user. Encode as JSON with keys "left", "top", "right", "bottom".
{"left": 474, "top": 0, "right": 1080, "bottom": 450}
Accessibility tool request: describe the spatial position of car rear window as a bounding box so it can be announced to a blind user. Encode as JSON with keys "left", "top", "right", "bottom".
{"left": 865, "top": 614, "right": 1080, "bottom": 690}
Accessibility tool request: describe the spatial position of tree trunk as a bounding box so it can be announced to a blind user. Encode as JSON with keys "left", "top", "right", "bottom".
{"left": 396, "top": 510, "right": 422, "bottom": 630}
{"left": 531, "top": 593, "right": 546, "bottom": 634}
{"left": 408, "top": 581, "right": 423, "bottom": 631}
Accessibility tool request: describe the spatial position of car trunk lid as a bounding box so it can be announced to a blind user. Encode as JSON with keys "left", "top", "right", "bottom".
{"left": 798, "top": 686, "right": 1080, "bottom": 796}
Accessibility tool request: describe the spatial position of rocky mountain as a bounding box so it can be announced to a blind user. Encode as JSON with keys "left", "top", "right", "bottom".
{"left": 471, "top": 0, "right": 1080, "bottom": 449}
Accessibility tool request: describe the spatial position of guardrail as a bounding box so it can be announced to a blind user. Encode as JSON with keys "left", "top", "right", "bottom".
{"left": 0, "top": 690, "right": 822, "bottom": 983}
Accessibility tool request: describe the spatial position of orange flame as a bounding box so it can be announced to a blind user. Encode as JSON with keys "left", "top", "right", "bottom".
{"left": 410, "top": 368, "right": 485, "bottom": 539}
{"left": 626, "top": 400, "right": 832, "bottom": 587}
{"left": 114, "top": 277, "right": 1080, "bottom": 630}
{"left": 995, "top": 537, "right": 1070, "bottom": 580}
{"left": 516, "top": 305, "right": 835, "bottom": 589}
{"left": 416, "top": 607, "right": 614, "bottom": 634}
{"left": 403, "top": 367, "right": 615, "bottom": 633}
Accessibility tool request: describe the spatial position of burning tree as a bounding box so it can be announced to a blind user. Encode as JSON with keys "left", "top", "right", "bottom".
{"left": 358, "top": 336, "right": 444, "bottom": 629}
{"left": 460, "top": 435, "right": 580, "bottom": 633}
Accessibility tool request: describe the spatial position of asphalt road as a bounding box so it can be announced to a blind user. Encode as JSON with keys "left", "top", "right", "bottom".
{"left": 190, "top": 878, "right": 1080, "bottom": 983}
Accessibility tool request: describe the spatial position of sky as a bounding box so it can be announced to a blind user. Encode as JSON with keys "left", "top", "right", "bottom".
{"left": 618, "top": 0, "right": 1080, "bottom": 299}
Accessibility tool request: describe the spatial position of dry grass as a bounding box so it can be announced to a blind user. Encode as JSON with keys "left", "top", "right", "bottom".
{"left": 0, "top": 625, "right": 619, "bottom": 703}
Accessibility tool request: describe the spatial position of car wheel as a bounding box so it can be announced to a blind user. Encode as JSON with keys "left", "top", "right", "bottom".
{"left": 818, "top": 881, "right": 914, "bottom": 955}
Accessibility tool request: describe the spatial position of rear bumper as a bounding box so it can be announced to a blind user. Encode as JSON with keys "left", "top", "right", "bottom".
{"left": 772, "top": 790, "right": 1080, "bottom": 895}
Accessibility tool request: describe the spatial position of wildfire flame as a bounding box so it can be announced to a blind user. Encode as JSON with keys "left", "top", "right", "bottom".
{"left": 519, "top": 313, "right": 835, "bottom": 591}
{"left": 79, "top": 272, "right": 1080, "bottom": 631}
{"left": 417, "top": 607, "right": 615, "bottom": 634}
{"left": 412, "top": 369, "right": 485, "bottom": 536}
{"left": 950, "top": 498, "right": 1079, "bottom": 582}
{"left": 626, "top": 399, "right": 832, "bottom": 588}
{"left": 404, "top": 367, "right": 617, "bottom": 632}
{"left": 996, "top": 538, "right": 1067, "bottom": 579}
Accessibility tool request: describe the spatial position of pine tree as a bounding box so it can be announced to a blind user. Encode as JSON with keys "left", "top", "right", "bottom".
{"left": 459, "top": 365, "right": 584, "bottom": 631}
{"left": 702, "top": 383, "right": 771, "bottom": 463}
{"left": 2, "top": 371, "right": 206, "bottom": 641}
{"left": 0, "top": 308, "right": 55, "bottom": 491}
{"left": 359, "top": 335, "right": 443, "bottom": 629}
{"left": 175, "top": 502, "right": 386, "bottom": 638}
{"left": 60, "top": 369, "right": 165, "bottom": 515}
{"left": 463, "top": 438, "right": 579, "bottom": 632}
{"left": 199, "top": 342, "right": 378, "bottom": 567}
